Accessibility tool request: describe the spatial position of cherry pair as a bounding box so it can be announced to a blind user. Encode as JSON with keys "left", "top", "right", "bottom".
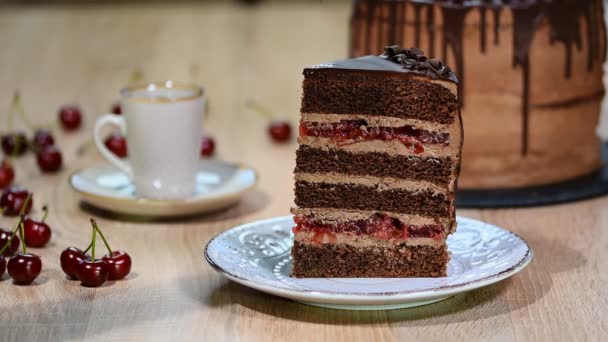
{"left": 60, "top": 218, "right": 131, "bottom": 287}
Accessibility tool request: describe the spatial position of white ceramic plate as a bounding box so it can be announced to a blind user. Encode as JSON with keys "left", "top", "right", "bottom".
{"left": 205, "top": 216, "right": 532, "bottom": 310}
{"left": 69, "top": 159, "right": 257, "bottom": 218}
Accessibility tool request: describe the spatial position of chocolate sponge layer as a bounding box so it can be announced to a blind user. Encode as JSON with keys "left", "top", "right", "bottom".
{"left": 296, "top": 145, "right": 453, "bottom": 186}
{"left": 294, "top": 181, "right": 451, "bottom": 217}
{"left": 291, "top": 241, "right": 448, "bottom": 277}
{"left": 301, "top": 70, "right": 458, "bottom": 124}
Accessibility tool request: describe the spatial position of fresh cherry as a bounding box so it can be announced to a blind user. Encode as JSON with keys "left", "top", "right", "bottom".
{"left": 0, "top": 228, "right": 19, "bottom": 257}
{"left": 36, "top": 146, "right": 62, "bottom": 173}
{"left": 0, "top": 160, "right": 15, "bottom": 189}
{"left": 104, "top": 133, "right": 127, "bottom": 158}
{"left": 60, "top": 247, "right": 90, "bottom": 280}
{"left": 23, "top": 206, "right": 51, "bottom": 248}
{"left": 111, "top": 102, "right": 122, "bottom": 115}
{"left": 1, "top": 132, "right": 29, "bottom": 156}
{"left": 31, "top": 130, "right": 55, "bottom": 151}
{"left": 200, "top": 136, "right": 215, "bottom": 157}
{"left": 0, "top": 256, "right": 5, "bottom": 279}
{"left": 58, "top": 105, "right": 82, "bottom": 131}
{"left": 7, "top": 252, "right": 41, "bottom": 285}
{"left": 76, "top": 259, "right": 108, "bottom": 287}
{"left": 268, "top": 121, "right": 292, "bottom": 142}
{"left": 0, "top": 187, "right": 33, "bottom": 216}
{"left": 102, "top": 250, "right": 132, "bottom": 280}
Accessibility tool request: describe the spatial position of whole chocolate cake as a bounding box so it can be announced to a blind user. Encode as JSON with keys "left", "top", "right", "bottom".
{"left": 350, "top": 0, "right": 606, "bottom": 189}
{"left": 292, "top": 46, "right": 462, "bottom": 278}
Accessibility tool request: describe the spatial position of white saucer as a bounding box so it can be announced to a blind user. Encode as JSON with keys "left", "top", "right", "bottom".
{"left": 205, "top": 216, "right": 532, "bottom": 310}
{"left": 69, "top": 159, "right": 257, "bottom": 218}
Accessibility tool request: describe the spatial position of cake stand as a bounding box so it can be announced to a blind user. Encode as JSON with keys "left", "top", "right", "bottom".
{"left": 456, "top": 143, "right": 608, "bottom": 208}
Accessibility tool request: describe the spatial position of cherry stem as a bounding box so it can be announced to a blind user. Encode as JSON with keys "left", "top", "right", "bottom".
{"left": 41, "top": 205, "right": 48, "bottom": 223}
{"left": 7, "top": 91, "right": 17, "bottom": 132}
{"left": 246, "top": 100, "right": 274, "bottom": 120}
{"left": 19, "top": 214, "right": 26, "bottom": 254}
{"left": 76, "top": 139, "right": 95, "bottom": 156}
{"left": 0, "top": 215, "right": 23, "bottom": 255}
{"left": 19, "top": 193, "right": 32, "bottom": 217}
{"left": 83, "top": 242, "right": 93, "bottom": 254}
{"left": 189, "top": 63, "right": 200, "bottom": 82}
{"left": 127, "top": 69, "right": 143, "bottom": 85}
{"left": 13, "top": 92, "right": 35, "bottom": 130}
{"left": 90, "top": 218, "right": 112, "bottom": 254}
{"left": 89, "top": 220, "right": 97, "bottom": 260}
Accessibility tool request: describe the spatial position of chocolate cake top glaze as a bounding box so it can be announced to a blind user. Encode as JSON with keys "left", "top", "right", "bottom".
{"left": 307, "top": 46, "right": 458, "bottom": 84}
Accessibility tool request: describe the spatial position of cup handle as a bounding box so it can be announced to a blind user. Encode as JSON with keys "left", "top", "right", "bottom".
{"left": 94, "top": 114, "right": 133, "bottom": 178}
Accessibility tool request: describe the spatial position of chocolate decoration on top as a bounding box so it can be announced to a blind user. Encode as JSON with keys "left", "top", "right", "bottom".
{"left": 381, "top": 45, "right": 456, "bottom": 82}
{"left": 349, "top": 0, "right": 607, "bottom": 155}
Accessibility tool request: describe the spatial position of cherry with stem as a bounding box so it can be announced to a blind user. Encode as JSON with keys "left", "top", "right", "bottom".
{"left": 75, "top": 221, "right": 108, "bottom": 287}
{"left": 0, "top": 193, "right": 31, "bottom": 256}
{"left": 1, "top": 92, "right": 29, "bottom": 157}
{"left": 24, "top": 205, "right": 52, "bottom": 248}
{"left": 91, "top": 219, "right": 132, "bottom": 281}
{"left": 246, "top": 100, "right": 292, "bottom": 143}
{"left": 6, "top": 214, "right": 42, "bottom": 285}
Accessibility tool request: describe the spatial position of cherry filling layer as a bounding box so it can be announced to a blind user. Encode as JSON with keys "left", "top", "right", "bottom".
{"left": 293, "top": 215, "right": 446, "bottom": 244}
{"left": 299, "top": 120, "right": 449, "bottom": 154}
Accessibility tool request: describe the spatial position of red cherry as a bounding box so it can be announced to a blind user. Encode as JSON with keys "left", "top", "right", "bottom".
{"left": 0, "top": 160, "right": 15, "bottom": 189}
{"left": 1, "top": 132, "right": 29, "bottom": 156}
{"left": 0, "top": 256, "right": 5, "bottom": 279}
{"left": 104, "top": 133, "right": 127, "bottom": 158}
{"left": 268, "top": 121, "right": 292, "bottom": 142}
{"left": 31, "top": 130, "right": 55, "bottom": 151}
{"left": 76, "top": 259, "right": 108, "bottom": 287}
{"left": 0, "top": 187, "right": 33, "bottom": 216}
{"left": 111, "top": 102, "right": 122, "bottom": 115}
{"left": 58, "top": 105, "right": 82, "bottom": 131}
{"left": 7, "top": 252, "right": 41, "bottom": 285}
{"left": 0, "top": 228, "right": 20, "bottom": 257}
{"left": 23, "top": 218, "right": 51, "bottom": 248}
{"left": 36, "top": 146, "right": 62, "bottom": 173}
{"left": 200, "top": 136, "right": 215, "bottom": 157}
{"left": 60, "top": 247, "right": 90, "bottom": 280}
{"left": 101, "top": 250, "right": 132, "bottom": 280}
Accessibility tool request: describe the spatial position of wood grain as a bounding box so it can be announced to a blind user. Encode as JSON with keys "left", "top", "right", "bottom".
{"left": 0, "top": 2, "right": 606, "bottom": 341}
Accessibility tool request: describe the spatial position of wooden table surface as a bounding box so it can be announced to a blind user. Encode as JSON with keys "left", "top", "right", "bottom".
{"left": 0, "top": 2, "right": 606, "bottom": 341}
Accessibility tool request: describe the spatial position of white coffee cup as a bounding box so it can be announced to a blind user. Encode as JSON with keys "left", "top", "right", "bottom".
{"left": 94, "top": 81, "right": 205, "bottom": 199}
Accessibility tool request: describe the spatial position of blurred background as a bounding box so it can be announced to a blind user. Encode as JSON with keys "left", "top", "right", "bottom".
{"left": 0, "top": 0, "right": 606, "bottom": 197}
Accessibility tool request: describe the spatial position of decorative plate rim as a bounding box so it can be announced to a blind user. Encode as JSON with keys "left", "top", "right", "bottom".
{"left": 204, "top": 215, "right": 533, "bottom": 301}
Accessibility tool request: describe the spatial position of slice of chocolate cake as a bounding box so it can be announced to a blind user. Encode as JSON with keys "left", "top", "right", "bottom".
{"left": 291, "top": 46, "right": 463, "bottom": 278}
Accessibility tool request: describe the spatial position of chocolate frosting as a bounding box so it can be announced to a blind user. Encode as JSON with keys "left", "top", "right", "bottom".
{"left": 309, "top": 47, "right": 458, "bottom": 84}
{"left": 350, "top": 0, "right": 606, "bottom": 155}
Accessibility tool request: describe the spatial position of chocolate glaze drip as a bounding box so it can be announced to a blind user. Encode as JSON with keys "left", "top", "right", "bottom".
{"left": 441, "top": 5, "right": 470, "bottom": 105}
{"left": 480, "top": 6, "right": 487, "bottom": 53}
{"left": 413, "top": 3, "right": 422, "bottom": 47}
{"left": 511, "top": 3, "right": 541, "bottom": 155}
{"left": 493, "top": 6, "right": 501, "bottom": 45}
{"left": 350, "top": 0, "right": 606, "bottom": 156}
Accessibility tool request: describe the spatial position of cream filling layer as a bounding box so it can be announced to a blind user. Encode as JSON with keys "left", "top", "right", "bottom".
{"left": 295, "top": 172, "right": 448, "bottom": 195}
{"left": 294, "top": 231, "right": 446, "bottom": 248}
{"left": 298, "top": 113, "right": 462, "bottom": 159}
{"left": 291, "top": 207, "right": 451, "bottom": 227}
{"left": 300, "top": 113, "right": 453, "bottom": 132}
